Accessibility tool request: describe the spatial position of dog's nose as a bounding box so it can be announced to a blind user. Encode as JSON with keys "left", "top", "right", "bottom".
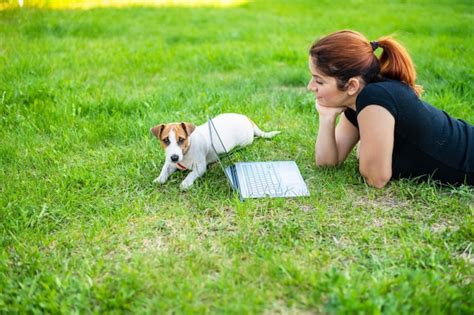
{"left": 170, "top": 154, "right": 179, "bottom": 162}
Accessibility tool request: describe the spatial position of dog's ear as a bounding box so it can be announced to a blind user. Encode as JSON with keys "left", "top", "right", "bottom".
{"left": 181, "top": 123, "right": 196, "bottom": 136}
{"left": 150, "top": 124, "right": 165, "bottom": 139}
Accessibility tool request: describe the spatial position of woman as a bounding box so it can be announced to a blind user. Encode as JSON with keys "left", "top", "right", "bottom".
{"left": 308, "top": 30, "right": 473, "bottom": 187}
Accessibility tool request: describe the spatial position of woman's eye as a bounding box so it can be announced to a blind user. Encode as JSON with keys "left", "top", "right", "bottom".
{"left": 312, "top": 77, "right": 323, "bottom": 85}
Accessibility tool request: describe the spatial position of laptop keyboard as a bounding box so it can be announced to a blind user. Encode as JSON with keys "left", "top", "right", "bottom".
{"left": 241, "top": 163, "right": 282, "bottom": 195}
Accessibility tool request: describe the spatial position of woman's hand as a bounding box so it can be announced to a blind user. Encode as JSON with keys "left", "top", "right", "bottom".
{"left": 315, "top": 102, "right": 346, "bottom": 118}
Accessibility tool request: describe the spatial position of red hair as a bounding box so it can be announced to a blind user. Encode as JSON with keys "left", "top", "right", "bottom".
{"left": 309, "top": 30, "right": 423, "bottom": 96}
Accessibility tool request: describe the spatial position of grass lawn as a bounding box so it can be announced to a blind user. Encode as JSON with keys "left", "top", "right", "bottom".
{"left": 1, "top": 0, "right": 473, "bottom": 313}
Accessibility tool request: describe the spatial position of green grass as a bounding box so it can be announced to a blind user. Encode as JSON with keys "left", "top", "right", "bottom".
{"left": 1, "top": 0, "right": 473, "bottom": 313}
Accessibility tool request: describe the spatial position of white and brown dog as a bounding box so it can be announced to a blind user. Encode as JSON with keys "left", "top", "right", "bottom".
{"left": 150, "top": 113, "right": 280, "bottom": 190}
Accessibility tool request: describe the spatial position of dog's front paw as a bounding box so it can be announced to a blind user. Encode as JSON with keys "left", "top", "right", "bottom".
{"left": 180, "top": 179, "right": 194, "bottom": 190}
{"left": 153, "top": 175, "right": 167, "bottom": 184}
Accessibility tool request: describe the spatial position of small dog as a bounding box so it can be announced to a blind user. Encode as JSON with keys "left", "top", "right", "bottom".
{"left": 150, "top": 113, "right": 280, "bottom": 190}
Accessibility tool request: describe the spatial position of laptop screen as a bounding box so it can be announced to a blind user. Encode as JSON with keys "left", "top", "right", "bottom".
{"left": 208, "top": 118, "right": 240, "bottom": 191}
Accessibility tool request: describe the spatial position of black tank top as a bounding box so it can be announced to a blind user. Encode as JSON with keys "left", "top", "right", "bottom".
{"left": 344, "top": 79, "right": 474, "bottom": 185}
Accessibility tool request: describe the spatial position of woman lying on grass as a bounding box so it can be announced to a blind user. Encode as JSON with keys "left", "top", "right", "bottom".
{"left": 308, "top": 30, "right": 473, "bottom": 188}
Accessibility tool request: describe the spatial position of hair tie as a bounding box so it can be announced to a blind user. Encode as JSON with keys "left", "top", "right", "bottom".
{"left": 370, "top": 41, "right": 379, "bottom": 51}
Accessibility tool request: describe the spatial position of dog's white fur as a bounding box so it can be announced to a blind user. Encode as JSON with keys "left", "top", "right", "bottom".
{"left": 152, "top": 113, "right": 280, "bottom": 190}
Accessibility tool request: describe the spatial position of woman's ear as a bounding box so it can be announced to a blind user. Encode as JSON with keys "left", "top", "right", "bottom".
{"left": 346, "top": 78, "right": 362, "bottom": 96}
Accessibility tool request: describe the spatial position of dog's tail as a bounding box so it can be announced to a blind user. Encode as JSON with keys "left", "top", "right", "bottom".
{"left": 250, "top": 119, "right": 281, "bottom": 138}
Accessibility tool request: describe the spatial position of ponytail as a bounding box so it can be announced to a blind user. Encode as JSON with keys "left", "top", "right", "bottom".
{"left": 310, "top": 30, "right": 423, "bottom": 96}
{"left": 375, "top": 36, "right": 423, "bottom": 96}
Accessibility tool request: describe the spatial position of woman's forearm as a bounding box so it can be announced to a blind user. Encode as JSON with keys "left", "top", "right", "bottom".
{"left": 315, "top": 115, "right": 339, "bottom": 166}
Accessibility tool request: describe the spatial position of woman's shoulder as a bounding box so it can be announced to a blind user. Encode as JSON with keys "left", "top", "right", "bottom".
{"left": 362, "top": 78, "right": 413, "bottom": 96}
{"left": 357, "top": 79, "right": 400, "bottom": 118}
{"left": 357, "top": 79, "right": 420, "bottom": 118}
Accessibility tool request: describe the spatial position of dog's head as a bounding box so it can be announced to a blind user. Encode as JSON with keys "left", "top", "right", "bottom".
{"left": 150, "top": 122, "right": 196, "bottom": 164}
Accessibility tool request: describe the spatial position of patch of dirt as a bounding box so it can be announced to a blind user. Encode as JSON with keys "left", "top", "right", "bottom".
{"left": 264, "top": 300, "right": 324, "bottom": 315}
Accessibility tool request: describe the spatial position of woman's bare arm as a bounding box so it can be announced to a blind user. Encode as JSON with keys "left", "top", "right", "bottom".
{"left": 357, "top": 105, "right": 395, "bottom": 188}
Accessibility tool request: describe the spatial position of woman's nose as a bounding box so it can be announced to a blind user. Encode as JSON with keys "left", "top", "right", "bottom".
{"left": 307, "top": 80, "right": 316, "bottom": 92}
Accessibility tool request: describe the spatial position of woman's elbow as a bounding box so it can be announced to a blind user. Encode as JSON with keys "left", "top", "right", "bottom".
{"left": 315, "top": 157, "right": 340, "bottom": 168}
{"left": 367, "top": 176, "right": 390, "bottom": 189}
{"left": 359, "top": 166, "right": 391, "bottom": 188}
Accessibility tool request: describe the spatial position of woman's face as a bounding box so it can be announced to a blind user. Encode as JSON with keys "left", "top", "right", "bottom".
{"left": 307, "top": 57, "right": 349, "bottom": 108}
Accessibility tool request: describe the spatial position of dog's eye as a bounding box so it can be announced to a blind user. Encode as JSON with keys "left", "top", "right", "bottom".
{"left": 177, "top": 137, "right": 185, "bottom": 145}
{"left": 162, "top": 137, "right": 170, "bottom": 145}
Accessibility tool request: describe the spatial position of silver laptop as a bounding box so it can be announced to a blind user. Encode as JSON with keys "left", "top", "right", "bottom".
{"left": 208, "top": 118, "right": 310, "bottom": 200}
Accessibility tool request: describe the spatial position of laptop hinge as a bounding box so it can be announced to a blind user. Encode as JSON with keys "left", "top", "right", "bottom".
{"left": 230, "top": 165, "right": 243, "bottom": 201}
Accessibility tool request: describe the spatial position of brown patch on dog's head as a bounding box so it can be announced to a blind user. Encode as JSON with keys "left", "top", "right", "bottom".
{"left": 174, "top": 122, "right": 196, "bottom": 153}
{"left": 180, "top": 122, "right": 196, "bottom": 137}
{"left": 150, "top": 124, "right": 165, "bottom": 139}
{"left": 150, "top": 124, "right": 170, "bottom": 149}
{"left": 150, "top": 122, "right": 196, "bottom": 152}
